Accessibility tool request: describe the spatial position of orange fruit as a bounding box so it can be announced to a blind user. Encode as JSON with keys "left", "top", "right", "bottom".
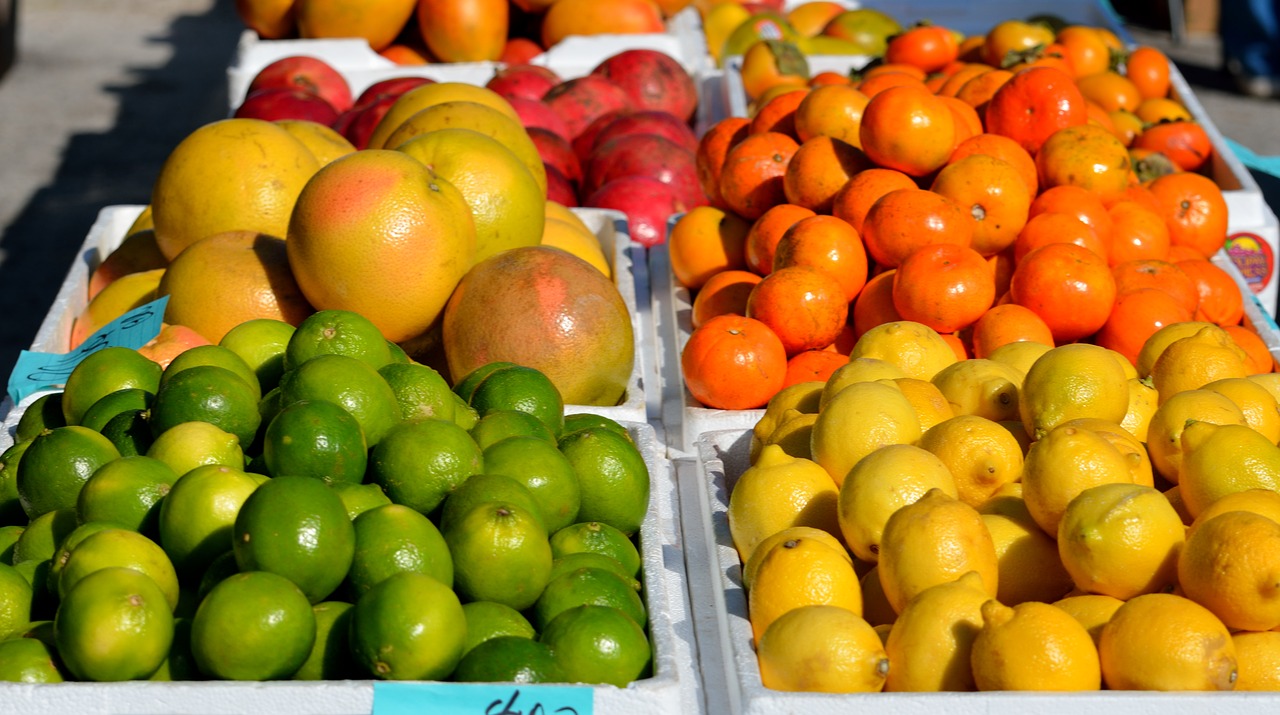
{"left": 859, "top": 84, "right": 956, "bottom": 177}
{"left": 719, "top": 132, "right": 801, "bottom": 220}
{"left": 682, "top": 314, "right": 787, "bottom": 410}
{"left": 931, "top": 153, "right": 1032, "bottom": 257}
{"left": 668, "top": 207, "right": 750, "bottom": 291}
{"left": 782, "top": 136, "right": 870, "bottom": 213}
{"left": 970, "top": 304, "right": 1055, "bottom": 358}
{"left": 691, "top": 270, "right": 762, "bottom": 329}
{"left": 772, "top": 215, "right": 868, "bottom": 302}
{"left": 1010, "top": 243, "right": 1116, "bottom": 343}
{"left": 744, "top": 203, "right": 815, "bottom": 275}
{"left": 747, "top": 266, "right": 849, "bottom": 356}
{"left": 892, "top": 244, "right": 995, "bottom": 334}
{"left": 830, "top": 167, "right": 917, "bottom": 235}
{"left": 861, "top": 188, "right": 975, "bottom": 268}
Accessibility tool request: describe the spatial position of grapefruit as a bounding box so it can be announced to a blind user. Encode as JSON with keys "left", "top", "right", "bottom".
{"left": 365, "top": 82, "right": 519, "bottom": 151}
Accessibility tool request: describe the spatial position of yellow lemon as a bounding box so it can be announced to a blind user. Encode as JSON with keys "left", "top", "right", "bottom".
{"left": 1151, "top": 326, "right": 1249, "bottom": 404}
{"left": 757, "top": 605, "right": 888, "bottom": 693}
{"left": 1163, "top": 483, "right": 1194, "bottom": 525}
{"left": 727, "top": 444, "right": 840, "bottom": 564}
{"left": 810, "top": 380, "right": 921, "bottom": 487}
{"left": 1178, "top": 421, "right": 1280, "bottom": 518}
{"left": 1248, "top": 372, "right": 1280, "bottom": 403}
{"left": 1187, "top": 488, "right": 1280, "bottom": 540}
{"left": 1053, "top": 593, "right": 1125, "bottom": 648}
{"left": 985, "top": 340, "right": 1051, "bottom": 377}
{"left": 1021, "top": 423, "right": 1134, "bottom": 537}
{"left": 750, "top": 381, "right": 824, "bottom": 463}
{"left": 742, "top": 526, "right": 850, "bottom": 591}
{"left": 836, "top": 445, "right": 958, "bottom": 563}
{"left": 367, "top": 83, "right": 520, "bottom": 151}
{"left": 760, "top": 409, "right": 819, "bottom": 460}
{"left": 848, "top": 320, "right": 957, "bottom": 381}
{"left": 1179, "top": 510, "right": 1280, "bottom": 631}
{"left": 981, "top": 510, "right": 1074, "bottom": 606}
{"left": 1019, "top": 343, "right": 1129, "bottom": 440}
{"left": 1120, "top": 377, "right": 1158, "bottom": 442}
{"left": 1057, "top": 483, "right": 1185, "bottom": 600}
{"left": 1144, "top": 388, "right": 1246, "bottom": 484}
{"left": 541, "top": 218, "right": 610, "bottom": 278}
{"left": 878, "top": 489, "right": 998, "bottom": 614}
{"left": 1058, "top": 417, "right": 1154, "bottom": 487}
{"left": 819, "top": 358, "right": 906, "bottom": 409}
{"left": 859, "top": 564, "right": 898, "bottom": 627}
{"left": 1135, "top": 320, "right": 1219, "bottom": 378}
{"left": 544, "top": 200, "right": 592, "bottom": 234}
{"left": 918, "top": 415, "right": 1024, "bottom": 508}
{"left": 971, "top": 600, "right": 1101, "bottom": 691}
{"left": 891, "top": 377, "right": 955, "bottom": 432}
{"left": 1202, "top": 376, "right": 1280, "bottom": 443}
{"left": 930, "top": 359, "right": 1024, "bottom": 423}
{"left": 883, "top": 571, "right": 989, "bottom": 692}
{"left": 1105, "top": 347, "right": 1140, "bottom": 380}
{"left": 749, "top": 534, "right": 862, "bottom": 642}
{"left": 1232, "top": 631, "right": 1280, "bottom": 691}
{"left": 1098, "top": 593, "right": 1237, "bottom": 691}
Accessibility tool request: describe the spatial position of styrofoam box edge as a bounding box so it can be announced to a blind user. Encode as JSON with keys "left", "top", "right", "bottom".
{"left": 690, "top": 429, "right": 1280, "bottom": 713}
{"left": 226, "top": 6, "right": 712, "bottom": 110}
{"left": 0, "top": 422, "right": 701, "bottom": 715}
{"left": 15, "top": 204, "right": 650, "bottom": 441}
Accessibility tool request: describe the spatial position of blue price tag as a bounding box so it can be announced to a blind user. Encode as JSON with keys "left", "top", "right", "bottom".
{"left": 6, "top": 296, "right": 169, "bottom": 404}
{"left": 373, "top": 682, "right": 593, "bottom": 715}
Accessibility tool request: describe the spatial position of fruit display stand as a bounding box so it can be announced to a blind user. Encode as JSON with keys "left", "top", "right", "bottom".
{"left": 679, "top": 428, "right": 1280, "bottom": 713}
{"left": 0, "top": 420, "right": 705, "bottom": 715}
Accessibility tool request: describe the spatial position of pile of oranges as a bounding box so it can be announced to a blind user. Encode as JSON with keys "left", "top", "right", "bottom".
{"left": 673, "top": 16, "right": 1270, "bottom": 411}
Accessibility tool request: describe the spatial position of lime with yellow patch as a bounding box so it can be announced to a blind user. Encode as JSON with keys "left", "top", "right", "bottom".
{"left": 55, "top": 566, "right": 174, "bottom": 681}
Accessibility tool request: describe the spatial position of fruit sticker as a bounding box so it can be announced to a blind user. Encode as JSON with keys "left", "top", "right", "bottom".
{"left": 1226, "top": 231, "right": 1275, "bottom": 295}
{"left": 372, "top": 682, "right": 593, "bottom": 715}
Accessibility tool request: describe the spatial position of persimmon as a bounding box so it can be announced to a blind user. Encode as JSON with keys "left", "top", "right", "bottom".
{"left": 1075, "top": 70, "right": 1142, "bottom": 113}
{"left": 740, "top": 39, "right": 810, "bottom": 102}
{"left": 947, "top": 133, "right": 1039, "bottom": 196}
{"left": 691, "top": 269, "right": 762, "bottom": 329}
{"left": 696, "top": 117, "right": 751, "bottom": 209}
{"left": 1094, "top": 287, "right": 1195, "bottom": 366}
{"left": 985, "top": 66, "right": 1088, "bottom": 155}
{"left": 971, "top": 303, "right": 1055, "bottom": 358}
{"left": 1006, "top": 42, "right": 1076, "bottom": 75}
{"left": 668, "top": 206, "right": 750, "bottom": 290}
{"left": 1177, "top": 258, "right": 1245, "bottom": 326}
{"left": 782, "top": 136, "right": 871, "bottom": 213}
{"left": 1132, "top": 120, "right": 1213, "bottom": 173}
{"left": 861, "top": 187, "right": 975, "bottom": 267}
{"left": 939, "top": 95, "right": 984, "bottom": 145}
{"left": 1057, "top": 25, "right": 1112, "bottom": 78}
{"left": 1223, "top": 324, "right": 1275, "bottom": 374}
{"left": 1035, "top": 123, "right": 1132, "bottom": 202}
{"left": 794, "top": 83, "right": 869, "bottom": 146}
{"left": 1108, "top": 183, "right": 1163, "bottom": 213}
{"left": 937, "top": 63, "right": 994, "bottom": 97}
{"left": 862, "top": 63, "right": 928, "bottom": 81}
{"left": 749, "top": 89, "right": 808, "bottom": 138}
{"left": 982, "top": 19, "right": 1055, "bottom": 69}
{"left": 852, "top": 269, "right": 901, "bottom": 338}
{"left": 1106, "top": 200, "right": 1171, "bottom": 265}
{"left": 1112, "top": 258, "right": 1200, "bottom": 313}
{"left": 884, "top": 23, "right": 959, "bottom": 73}
{"left": 1125, "top": 46, "right": 1172, "bottom": 100}
{"left": 809, "top": 71, "right": 852, "bottom": 87}
{"left": 931, "top": 153, "right": 1032, "bottom": 256}
{"left": 1134, "top": 97, "right": 1191, "bottom": 124}
{"left": 1028, "top": 185, "right": 1114, "bottom": 244}
{"left": 989, "top": 246, "right": 1017, "bottom": 297}
{"left": 746, "top": 265, "right": 849, "bottom": 355}
{"left": 859, "top": 84, "right": 957, "bottom": 177}
{"left": 1013, "top": 212, "right": 1107, "bottom": 264}
{"left": 830, "top": 168, "right": 918, "bottom": 233}
{"left": 855, "top": 70, "right": 927, "bottom": 98}
{"left": 1010, "top": 242, "right": 1117, "bottom": 342}
{"left": 784, "top": 350, "right": 849, "bottom": 387}
{"left": 1108, "top": 109, "right": 1144, "bottom": 147}
{"left": 773, "top": 215, "right": 869, "bottom": 302}
{"left": 744, "top": 203, "right": 815, "bottom": 275}
{"left": 719, "top": 132, "right": 800, "bottom": 220}
{"left": 892, "top": 243, "right": 996, "bottom": 333}
{"left": 1147, "top": 171, "right": 1229, "bottom": 258}
{"left": 955, "top": 69, "right": 1014, "bottom": 114}
{"left": 681, "top": 314, "right": 787, "bottom": 409}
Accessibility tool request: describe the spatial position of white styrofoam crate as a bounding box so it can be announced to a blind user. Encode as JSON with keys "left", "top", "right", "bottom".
{"left": 0, "top": 421, "right": 703, "bottom": 715}
{"left": 686, "top": 428, "right": 1280, "bottom": 712}
{"left": 18, "top": 204, "right": 653, "bottom": 433}
{"left": 226, "top": 6, "right": 711, "bottom": 111}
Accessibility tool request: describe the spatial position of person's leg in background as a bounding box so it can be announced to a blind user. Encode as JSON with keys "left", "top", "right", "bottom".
{"left": 1221, "top": 0, "right": 1280, "bottom": 97}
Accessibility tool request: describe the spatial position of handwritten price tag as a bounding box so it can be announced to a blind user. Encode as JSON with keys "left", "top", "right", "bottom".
{"left": 373, "top": 682, "right": 593, "bottom": 715}
{"left": 6, "top": 296, "right": 168, "bottom": 404}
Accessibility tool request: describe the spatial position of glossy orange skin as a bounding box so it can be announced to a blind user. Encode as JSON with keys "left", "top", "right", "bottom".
{"left": 860, "top": 84, "right": 957, "bottom": 177}
{"left": 417, "top": 0, "right": 507, "bottom": 61}
{"left": 1057, "top": 26, "right": 1112, "bottom": 77}
{"left": 782, "top": 136, "right": 872, "bottom": 213}
{"left": 1013, "top": 212, "right": 1108, "bottom": 264}
{"left": 784, "top": 350, "right": 849, "bottom": 387}
{"left": 856, "top": 71, "right": 927, "bottom": 98}
{"left": 749, "top": 89, "right": 809, "bottom": 138}
{"left": 1076, "top": 71, "right": 1142, "bottom": 112}
{"left": 1147, "top": 171, "right": 1229, "bottom": 257}
{"left": 719, "top": 132, "right": 801, "bottom": 220}
{"left": 1028, "top": 185, "right": 1114, "bottom": 245}
{"left": 1132, "top": 121, "right": 1213, "bottom": 172}
{"left": 931, "top": 153, "right": 1032, "bottom": 257}
{"left": 937, "top": 64, "right": 994, "bottom": 97}
{"left": 948, "top": 133, "right": 1039, "bottom": 196}
{"left": 940, "top": 95, "right": 984, "bottom": 146}
{"left": 774, "top": 214, "right": 869, "bottom": 302}
{"left": 955, "top": 69, "right": 1014, "bottom": 114}
{"left": 970, "top": 303, "right": 1055, "bottom": 358}
{"left": 1106, "top": 200, "right": 1171, "bottom": 265}
{"left": 1111, "top": 259, "right": 1200, "bottom": 313}
{"left": 746, "top": 265, "right": 849, "bottom": 355}
{"left": 1125, "top": 46, "right": 1172, "bottom": 99}
{"left": 851, "top": 269, "right": 902, "bottom": 338}
{"left": 861, "top": 188, "right": 975, "bottom": 268}
{"left": 691, "top": 269, "right": 762, "bottom": 329}
{"left": 696, "top": 117, "right": 751, "bottom": 210}
{"left": 794, "top": 84, "right": 869, "bottom": 146}
{"left": 681, "top": 314, "right": 787, "bottom": 409}
{"left": 985, "top": 67, "right": 1089, "bottom": 155}
{"left": 885, "top": 25, "right": 960, "bottom": 73}
{"left": 982, "top": 20, "right": 1055, "bottom": 69}
{"left": 1010, "top": 242, "right": 1117, "bottom": 342}
{"left": 1177, "top": 258, "right": 1244, "bottom": 326}
{"left": 541, "top": 0, "right": 664, "bottom": 49}
{"left": 830, "top": 168, "right": 918, "bottom": 234}
{"left": 744, "top": 203, "right": 816, "bottom": 275}
{"left": 1224, "top": 325, "right": 1276, "bottom": 374}
{"left": 741, "top": 40, "right": 811, "bottom": 102}
{"left": 1035, "top": 123, "right": 1132, "bottom": 203}
{"left": 1095, "top": 287, "right": 1195, "bottom": 366}
{"left": 893, "top": 243, "right": 996, "bottom": 333}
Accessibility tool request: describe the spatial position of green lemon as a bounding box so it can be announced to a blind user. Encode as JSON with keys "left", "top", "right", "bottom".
{"left": 262, "top": 399, "right": 367, "bottom": 484}
{"left": 453, "top": 636, "right": 564, "bottom": 684}
{"left": 191, "top": 570, "right": 316, "bottom": 680}
{"left": 453, "top": 361, "right": 519, "bottom": 403}
{"left": 533, "top": 566, "right": 646, "bottom": 631}
{"left": 146, "top": 420, "right": 244, "bottom": 476}
{"left": 539, "top": 604, "right": 651, "bottom": 687}
{"left": 444, "top": 501, "right": 552, "bottom": 611}
{"left": 469, "top": 365, "right": 565, "bottom": 438}
{"left": 148, "top": 616, "right": 200, "bottom": 681}
{"left": 149, "top": 365, "right": 262, "bottom": 449}
{"left": 461, "top": 600, "right": 536, "bottom": 655}
{"left": 61, "top": 346, "right": 162, "bottom": 426}
{"left": 15, "top": 392, "right": 65, "bottom": 443}
{"left": 196, "top": 550, "right": 239, "bottom": 601}
{"left": 77, "top": 455, "right": 179, "bottom": 535}
{"left": 331, "top": 482, "right": 393, "bottom": 520}
{"left": 58, "top": 528, "right": 180, "bottom": 611}
{"left": 0, "top": 562, "right": 33, "bottom": 639}
{"left": 482, "top": 436, "right": 580, "bottom": 534}
{"left": 285, "top": 309, "right": 393, "bottom": 372}
{"left": 55, "top": 566, "right": 174, "bottom": 681}
{"left": 46, "top": 521, "right": 116, "bottom": 595}
{"left": 558, "top": 426, "right": 649, "bottom": 536}
{"left": 379, "top": 362, "right": 455, "bottom": 423}
{"left": 220, "top": 318, "right": 296, "bottom": 393}
{"left": 16, "top": 425, "right": 120, "bottom": 518}
{"left": 562, "top": 412, "right": 629, "bottom": 440}
{"left": 80, "top": 388, "right": 154, "bottom": 433}
{"left": 101, "top": 408, "right": 154, "bottom": 457}
{"left": 349, "top": 503, "right": 452, "bottom": 598}
{"left": 293, "top": 600, "right": 359, "bottom": 680}
{"left": 161, "top": 344, "right": 263, "bottom": 401}
{"left": 158, "top": 464, "right": 266, "bottom": 580}
{"left": 233, "top": 476, "right": 355, "bottom": 603}
{"left": 0, "top": 439, "right": 30, "bottom": 525}
{"left": 368, "top": 419, "right": 483, "bottom": 516}
{"left": 0, "top": 637, "right": 64, "bottom": 682}
{"left": 470, "top": 409, "right": 555, "bottom": 450}
{"left": 550, "top": 552, "right": 640, "bottom": 591}
{"left": 550, "top": 521, "right": 641, "bottom": 578}
{"left": 349, "top": 571, "right": 466, "bottom": 680}
{"left": 0, "top": 524, "right": 23, "bottom": 563}
{"left": 439, "top": 473, "right": 546, "bottom": 535}
{"left": 278, "top": 353, "right": 401, "bottom": 446}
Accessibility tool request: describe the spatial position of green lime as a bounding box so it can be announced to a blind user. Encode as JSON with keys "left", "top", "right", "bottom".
{"left": 146, "top": 420, "right": 244, "bottom": 476}
{"left": 196, "top": 550, "right": 239, "bottom": 601}
{"left": 0, "top": 524, "right": 23, "bottom": 563}
{"left": 550, "top": 521, "right": 641, "bottom": 579}
{"left": 453, "top": 361, "right": 519, "bottom": 403}
{"left": 562, "top": 412, "right": 629, "bottom": 440}
{"left": 292, "top": 600, "right": 359, "bottom": 680}
{"left": 77, "top": 455, "right": 179, "bottom": 535}
{"left": 348, "top": 504, "right": 452, "bottom": 598}
{"left": 0, "top": 439, "right": 30, "bottom": 525}
{"left": 550, "top": 553, "right": 640, "bottom": 591}
{"left": 331, "top": 482, "right": 392, "bottom": 520}
{"left": 220, "top": 318, "right": 296, "bottom": 394}
{"left": 471, "top": 409, "right": 556, "bottom": 450}
{"left": 148, "top": 616, "right": 200, "bottom": 681}
{"left": 379, "top": 362, "right": 455, "bottom": 423}
{"left": 46, "top": 521, "right": 116, "bottom": 594}
{"left": 161, "top": 344, "right": 263, "bottom": 401}
{"left": 191, "top": 570, "right": 316, "bottom": 680}
{"left": 482, "top": 436, "right": 580, "bottom": 534}
{"left": 58, "top": 528, "right": 180, "bottom": 611}
{"left": 444, "top": 501, "right": 552, "bottom": 611}
{"left": 451, "top": 392, "right": 479, "bottom": 431}
{"left": 278, "top": 353, "right": 401, "bottom": 446}
{"left": 349, "top": 571, "right": 466, "bottom": 680}
{"left": 558, "top": 427, "right": 649, "bottom": 536}
{"left": 233, "top": 476, "right": 354, "bottom": 603}
{"left": 149, "top": 365, "right": 261, "bottom": 449}
{"left": 368, "top": 419, "right": 483, "bottom": 516}
{"left": 101, "top": 408, "right": 154, "bottom": 456}
{"left": 0, "top": 637, "right": 64, "bottom": 682}
{"left": 0, "top": 562, "right": 33, "bottom": 639}
{"left": 262, "top": 399, "right": 367, "bottom": 484}
{"left": 533, "top": 566, "right": 646, "bottom": 631}
{"left": 16, "top": 426, "right": 120, "bottom": 518}
{"left": 80, "top": 387, "right": 154, "bottom": 433}
{"left": 159, "top": 464, "right": 266, "bottom": 580}
{"left": 258, "top": 385, "right": 284, "bottom": 432}
{"left": 285, "top": 309, "right": 393, "bottom": 372}
{"left": 15, "top": 392, "right": 65, "bottom": 442}
{"left": 12, "top": 508, "right": 77, "bottom": 565}
{"left": 55, "top": 566, "right": 174, "bottom": 681}
{"left": 453, "top": 636, "right": 565, "bottom": 684}
{"left": 469, "top": 365, "right": 565, "bottom": 438}
{"left": 12, "top": 559, "right": 54, "bottom": 620}
{"left": 439, "top": 473, "right": 546, "bottom": 535}
{"left": 461, "top": 600, "right": 535, "bottom": 655}
{"left": 386, "top": 340, "right": 411, "bottom": 364}
{"left": 539, "top": 604, "right": 651, "bottom": 687}
{"left": 61, "top": 346, "right": 162, "bottom": 426}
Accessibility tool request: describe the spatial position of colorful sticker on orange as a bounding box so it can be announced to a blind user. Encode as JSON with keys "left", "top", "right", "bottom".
{"left": 1226, "top": 232, "right": 1275, "bottom": 294}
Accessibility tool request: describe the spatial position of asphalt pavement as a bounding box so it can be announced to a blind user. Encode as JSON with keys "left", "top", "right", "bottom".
{"left": 0, "top": 1, "right": 1277, "bottom": 386}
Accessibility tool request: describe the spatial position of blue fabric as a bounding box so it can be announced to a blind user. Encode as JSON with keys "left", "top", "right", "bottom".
{"left": 1226, "top": 137, "right": 1280, "bottom": 178}
{"left": 1220, "top": 0, "right": 1280, "bottom": 78}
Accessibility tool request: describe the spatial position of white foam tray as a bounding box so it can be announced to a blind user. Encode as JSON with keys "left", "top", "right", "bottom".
{"left": 10, "top": 204, "right": 654, "bottom": 434}
{"left": 684, "top": 428, "right": 1280, "bottom": 712}
{"left": 225, "top": 7, "right": 711, "bottom": 111}
{"left": 0, "top": 421, "right": 704, "bottom": 714}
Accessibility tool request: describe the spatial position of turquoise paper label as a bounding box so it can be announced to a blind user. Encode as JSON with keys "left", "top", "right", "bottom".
{"left": 373, "top": 682, "right": 593, "bottom": 715}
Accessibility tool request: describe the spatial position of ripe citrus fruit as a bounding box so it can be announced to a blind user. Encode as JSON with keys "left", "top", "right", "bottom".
{"left": 262, "top": 399, "right": 367, "bottom": 484}
{"left": 349, "top": 503, "right": 453, "bottom": 597}
{"left": 971, "top": 600, "right": 1101, "bottom": 691}
{"left": 191, "top": 570, "right": 316, "bottom": 680}
{"left": 368, "top": 418, "right": 484, "bottom": 516}
{"left": 557, "top": 426, "right": 649, "bottom": 536}
{"left": 145, "top": 420, "right": 244, "bottom": 476}
{"left": 439, "top": 473, "right": 546, "bottom": 535}
{"left": 61, "top": 346, "right": 162, "bottom": 427}
{"left": 1098, "top": 592, "right": 1237, "bottom": 690}
{"left": 482, "top": 436, "right": 581, "bottom": 534}
{"left": 466, "top": 364, "right": 565, "bottom": 438}
{"left": 837, "top": 443, "right": 957, "bottom": 562}
{"left": 54, "top": 566, "right": 174, "bottom": 681}
{"left": 727, "top": 445, "right": 840, "bottom": 563}
{"left": 277, "top": 353, "right": 402, "bottom": 446}
{"left": 883, "top": 570, "right": 988, "bottom": 692}
{"left": 160, "top": 344, "right": 262, "bottom": 402}
{"left": 379, "top": 362, "right": 455, "bottom": 424}
{"left": 533, "top": 566, "right": 646, "bottom": 630}
{"left": 444, "top": 501, "right": 552, "bottom": 611}
{"left": 452, "top": 636, "right": 564, "bottom": 684}
{"left": 539, "top": 604, "right": 651, "bottom": 687}
{"left": 158, "top": 464, "right": 266, "bottom": 579}
{"left": 758, "top": 605, "right": 888, "bottom": 692}
{"left": 218, "top": 318, "right": 295, "bottom": 393}
{"left": 460, "top": 601, "right": 536, "bottom": 655}
{"left": 149, "top": 364, "right": 262, "bottom": 448}
{"left": 292, "top": 600, "right": 359, "bottom": 681}
{"left": 284, "top": 309, "right": 394, "bottom": 371}
{"left": 16, "top": 426, "right": 120, "bottom": 518}
{"left": 58, "top": 527, "right": 180, "bottom": 611}
{"left": 349, "top": 571, "right": 467, "bottom": 680}
{"left": 1057, "top": 483, "right": 1184, "bottom": 600}
{"left": 549, "top": 521, "right": 641, "bottom": 579}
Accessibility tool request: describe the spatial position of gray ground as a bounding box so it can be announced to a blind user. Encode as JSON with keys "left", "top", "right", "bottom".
{"left": 0, "top": 1, "right": 1276, "bottom": 384}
